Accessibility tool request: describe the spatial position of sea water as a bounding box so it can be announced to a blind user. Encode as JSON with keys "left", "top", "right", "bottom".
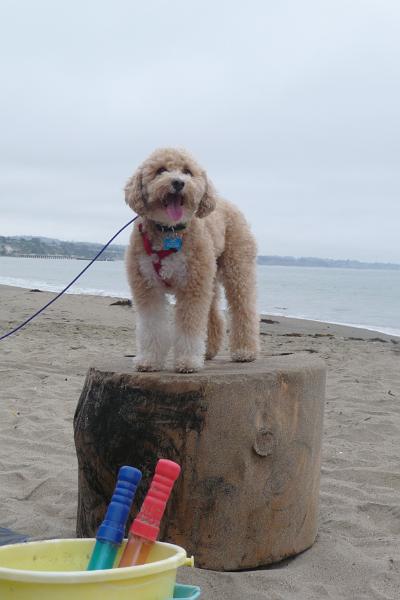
{"left": 0, "top": 256, "right": 399, "bottom": 337}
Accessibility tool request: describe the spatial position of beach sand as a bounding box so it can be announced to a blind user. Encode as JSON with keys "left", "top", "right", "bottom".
{"left": 0, "top": 284, "right": 399, "bottom": 599}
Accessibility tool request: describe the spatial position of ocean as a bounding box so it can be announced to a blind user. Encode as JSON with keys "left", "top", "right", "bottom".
{"left": 0, "top": 256, "right": 399, "bottom": 337}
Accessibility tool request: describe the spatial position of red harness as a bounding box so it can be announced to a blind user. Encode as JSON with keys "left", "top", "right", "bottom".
{"left": 139, "top": 223, "right": 179, "bottom": 287}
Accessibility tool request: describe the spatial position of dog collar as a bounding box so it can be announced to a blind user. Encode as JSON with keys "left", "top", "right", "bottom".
{"left": 154, "top": 222, "right": 187, "bottom": 232}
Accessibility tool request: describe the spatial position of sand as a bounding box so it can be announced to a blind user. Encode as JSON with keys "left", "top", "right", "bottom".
{"left": 0, "top": 284, "right": 399, "bottom": 599}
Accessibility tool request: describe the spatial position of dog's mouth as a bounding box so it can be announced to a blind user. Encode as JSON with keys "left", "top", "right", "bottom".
{"left": 162, "top": 192, "right": 184, "bottom": 222}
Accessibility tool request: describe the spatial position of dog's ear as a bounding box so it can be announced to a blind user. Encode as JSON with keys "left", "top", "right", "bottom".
{"left": 124, "top": 168, "right": 146, "bottom": 215}
{"left": 196, "top": 175, "right": 217, "bottom": 218}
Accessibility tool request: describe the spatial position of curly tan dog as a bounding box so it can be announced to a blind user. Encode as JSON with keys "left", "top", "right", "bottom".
{"left": 125, "top": 147, "right": 259, "bottom": 373}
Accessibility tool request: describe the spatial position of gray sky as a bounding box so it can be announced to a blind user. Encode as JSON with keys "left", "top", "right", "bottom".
{"left": 1, "top": 0, "right": 399, "bottom": 262}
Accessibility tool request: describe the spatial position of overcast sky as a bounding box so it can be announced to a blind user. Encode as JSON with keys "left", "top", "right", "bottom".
{"left": 1, "top": 0, "right": 399, "bottom": 262}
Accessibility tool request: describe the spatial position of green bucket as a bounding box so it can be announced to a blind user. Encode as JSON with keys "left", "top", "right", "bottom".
{"left": 173, "top": 583, "right": 201, "bottom": 599}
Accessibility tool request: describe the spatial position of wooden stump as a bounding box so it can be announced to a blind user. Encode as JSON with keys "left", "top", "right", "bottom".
{"left": 74, "top": 354, "right": 326, "bottom": 570}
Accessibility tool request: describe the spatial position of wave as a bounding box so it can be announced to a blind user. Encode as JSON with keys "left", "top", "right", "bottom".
{"left": 0, "top": 276, "right": 128, "bottom": 299}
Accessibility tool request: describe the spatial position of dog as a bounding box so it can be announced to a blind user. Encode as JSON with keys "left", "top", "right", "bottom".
{"left": 125, "top": 147, "right": 259, "bottom": 373}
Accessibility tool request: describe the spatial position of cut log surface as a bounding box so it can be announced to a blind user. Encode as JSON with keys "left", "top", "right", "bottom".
{"left": 74, "top": 354, "right": 326, "bottom": 570}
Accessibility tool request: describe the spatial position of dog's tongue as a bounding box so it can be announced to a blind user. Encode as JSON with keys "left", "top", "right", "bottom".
{"left": 166, "top": 198, "right": 183, "bottom": 222}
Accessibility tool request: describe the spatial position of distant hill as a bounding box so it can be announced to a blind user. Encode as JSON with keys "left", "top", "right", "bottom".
{"left": 1, "top": 236, "right": 399, "bottom": 269}
{"left": 257, "top": 255, "right": 400, "bottom": 270}
{"left": 0, "top": 236, "right": 125, "bottom": 260}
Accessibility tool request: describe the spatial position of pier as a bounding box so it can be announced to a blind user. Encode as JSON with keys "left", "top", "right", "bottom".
{"left": 10, "top": 254, "right": 93, "bottom": 260}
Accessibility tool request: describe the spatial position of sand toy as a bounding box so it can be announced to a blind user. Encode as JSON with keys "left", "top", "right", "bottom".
{"left": 119, "top": 459, "right": 181, "bottom": 567}
{"left": 87, "top": 465, "right": 142, "bottom": 570}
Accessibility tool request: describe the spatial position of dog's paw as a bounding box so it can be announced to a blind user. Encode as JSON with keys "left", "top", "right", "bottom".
{"left": 174, "top": 356, "right": 204, "bottom": 373}
{"left": 134, "top": 357, "right": 164, "bottom": 372}
{"left": 136, "top": 364, "right": 162, "bottom": 372}
{"left": 175, "top": 366, "right": 198, "bottom": 373}
{"left": 231, "top": 349, "right": 257, "bottom": 363}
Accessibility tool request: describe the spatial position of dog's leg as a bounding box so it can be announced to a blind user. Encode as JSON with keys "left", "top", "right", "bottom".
{"left": 174, "top": 282, "right": 214, "bottom": 373}
{"left": 220, "top": 234, "right": 260, "bottom": 362}
{"left": 135, "top": 289, "right": 171, "bottom": 372}
{"left": 205, "top": 282, "right": 225, "bottom": 360}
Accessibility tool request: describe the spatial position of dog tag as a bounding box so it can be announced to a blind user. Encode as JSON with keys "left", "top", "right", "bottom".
{"left": 163, "top": 237, "right": 182, "bottom": 251}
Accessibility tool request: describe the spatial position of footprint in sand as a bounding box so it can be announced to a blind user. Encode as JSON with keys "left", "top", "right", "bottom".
{"left": 358, "top": 502, "right": 400, "bottom": 534}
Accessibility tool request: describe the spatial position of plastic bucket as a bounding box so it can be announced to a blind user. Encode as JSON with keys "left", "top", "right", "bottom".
{"left": 0, "top": 538, "right": 199, "bottom": 599}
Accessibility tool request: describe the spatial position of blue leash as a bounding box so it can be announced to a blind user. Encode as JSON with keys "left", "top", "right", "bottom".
{"left": 0, "top": 216, "right": 138, "bottom": 341}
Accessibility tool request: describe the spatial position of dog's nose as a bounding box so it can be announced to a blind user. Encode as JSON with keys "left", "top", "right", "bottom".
{"left": 172, "top": 179, "right": 185, "bottom": 192}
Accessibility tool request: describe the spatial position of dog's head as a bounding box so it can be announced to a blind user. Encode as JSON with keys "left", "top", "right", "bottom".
{"left": 125, "top": 148, "right": 217, "bottom": 225}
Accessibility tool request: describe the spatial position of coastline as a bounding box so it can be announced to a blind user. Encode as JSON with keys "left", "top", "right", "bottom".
{"left": 267, "top": 311, "right": 400, "bottom": 339}
{"left": 1, "top": 280, "right": 399, "bottom": 340}
{"left": 1, "top": 284, "right": 399, "bottom": 598}
{"left": 1, "top": 252, "right": 399, "bottom": 339}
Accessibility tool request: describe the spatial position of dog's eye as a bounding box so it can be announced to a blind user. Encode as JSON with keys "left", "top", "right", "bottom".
{"left": 183, "top": 167, "right": 193, "bottom": 176}
{"left": 156, "top": 167, "right": 167, "bottom": 176}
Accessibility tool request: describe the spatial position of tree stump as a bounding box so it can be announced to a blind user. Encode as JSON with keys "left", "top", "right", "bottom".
{"left": 74, "top": 354, "right": 326, "bottom": 570}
